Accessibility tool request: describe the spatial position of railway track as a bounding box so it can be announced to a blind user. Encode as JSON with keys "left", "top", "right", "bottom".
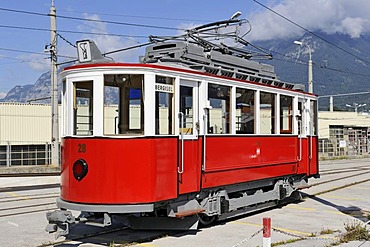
{"left": 38, "top": 167, "right": 370, "bottom": 246}
{"left": 0, "top": 192, "right": 59, "bottom": 203}
{"left": 2, "top": 161, "right": 370, "bottom": 246}
{"left": 0, "top": 195, "right": 58, "bottom": 218}
{"left": 0, "top": 172, "right": 60, "bottom": 177}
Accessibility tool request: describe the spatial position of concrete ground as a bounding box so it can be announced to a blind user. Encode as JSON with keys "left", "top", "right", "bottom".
{"left": 1, "top": 159, "right": 370, "bottom": 247}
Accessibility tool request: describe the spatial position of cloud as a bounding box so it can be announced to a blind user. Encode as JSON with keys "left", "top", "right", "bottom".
{"left": 247, "top": 0, "right": 370, "bottom": 41}
{"left": 76, "top": 14, "right": 141, "bottom": 62}
{"left": 18, "top": 54, "right": 49, "bottom": 72}
{"left": 27, "top": 13, "right": 144, "bottom": 70}
{"left": 0, "top": 91, "right": 6, "bottom": 99}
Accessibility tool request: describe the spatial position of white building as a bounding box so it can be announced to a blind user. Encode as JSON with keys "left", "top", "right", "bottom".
{"left": 0, "top": 103, "right": 369, "bottom": 165}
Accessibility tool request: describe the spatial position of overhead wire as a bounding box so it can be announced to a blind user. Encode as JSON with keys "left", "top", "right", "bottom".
{"left": 1, "top": 4, "right": 370, "bottom": 79}
{"left": 0, "top": 7, "right": 184, "bottom": 31}
{"left": 269, "top": 49, "right": 370, "bottom": 79}
{"left": 57, "top": 9, "right": 209, "bottom": 23}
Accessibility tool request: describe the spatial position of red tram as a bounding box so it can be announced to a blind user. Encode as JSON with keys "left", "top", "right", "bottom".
{"left": 46, "top": 18, "right": 319, "bottom": 236}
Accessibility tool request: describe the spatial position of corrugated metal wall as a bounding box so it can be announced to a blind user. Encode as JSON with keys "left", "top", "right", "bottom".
{"left": 0, "top": 103, "right": 61, "bottom": 145}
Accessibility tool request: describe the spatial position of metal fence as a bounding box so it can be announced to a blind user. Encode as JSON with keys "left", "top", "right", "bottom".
{"left": 319, "top": 126, "right": 370, "bottom": 159}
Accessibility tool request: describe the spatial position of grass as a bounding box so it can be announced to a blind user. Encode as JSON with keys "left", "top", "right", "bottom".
{"left": 320, "top": 228, "right": 335, "bottom": 235}
{"left": 329, "top": 221, "right": 370, "bottom": 246}
{"left": 340, "top": 221, "right": 370, "bottom": 242}
{"left": 271, "top": 238, "right": 304, "bottom": 246}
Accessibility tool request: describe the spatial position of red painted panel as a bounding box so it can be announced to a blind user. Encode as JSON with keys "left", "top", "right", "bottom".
{"left": 205, "top": 136, "right": 298, "bottom": 171}
{"left": 202, "top": 162, "right": 298, "bottom": 188}
{"left": 202, "top": 136, "right": 299, "bottom": 188}
{"left": 61, "top": 137, "right": 177, "bottom": 204}
{"left": 178, "top": 139, "right": 202, "bottom": 194}
{"left": 309, "top": 137, "right": 319, "bottom": 176}
{"left": 296, "top": 138, "right": 308, "bottom": 175}
{"left": 61, "top": 135, "right": 318, "bottom": 205}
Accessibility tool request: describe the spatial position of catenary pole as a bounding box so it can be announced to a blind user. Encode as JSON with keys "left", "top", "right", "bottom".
{"left": 50, "top": 0, "right": 59, "bottom": 165}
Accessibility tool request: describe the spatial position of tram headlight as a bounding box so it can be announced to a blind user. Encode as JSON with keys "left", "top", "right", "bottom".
{"left": 73, "top": 159, "right": 88, "bottom": 181}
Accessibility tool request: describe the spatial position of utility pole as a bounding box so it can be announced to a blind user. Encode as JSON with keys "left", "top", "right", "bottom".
{"left": 50, "top": 0, "right": 59, "bottom": 166}
{"left": 294, "top": 41, "right": 313, "bottom": 94}
{"left": 308, "top": 52, "right": 313, "bottom": 94}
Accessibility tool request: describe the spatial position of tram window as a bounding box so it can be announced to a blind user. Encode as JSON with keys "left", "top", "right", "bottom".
{"left": 260, "top": 92, "right": 276, "bottom": 134}
{"left": 74, "top": 81, "right": 93, "bottom": 135}
{"left": 103, "top": 74, "right": 144, "bottom": 135}
{"left": 310, "top": 100, "right": 318, "bottom": 135}
{"left": 298, "top": 101, "right": 303, "bottom": 135}
{"left": 179, "top": 86, "right": 193, "bottom": 135}
{"left": 280, "top": 95, "right": 293, "bottom": 134}
{"left": 155, "top": 76, "right": 174, "bottom": 135}
{"left": 235, "top": 88, "right": 255, "bottom": 134}
{"left": 208, "top": 83, "right": 230, "bottom": 134}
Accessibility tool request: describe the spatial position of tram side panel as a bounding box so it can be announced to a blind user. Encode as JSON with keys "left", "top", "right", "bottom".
{"left": 178, "top": 139, "right": 202, "bottom": 194}
{"left": 295, "top": 137, "right": 319, "bottom": 177}
{"left": 202, "top": 136, "right": 300, "bottom": 189}
{"left": 309, "top": 136, "right": 319, "bottom": 176}
{"left": 61, "top": 137, "right": 178, "bottom": 204}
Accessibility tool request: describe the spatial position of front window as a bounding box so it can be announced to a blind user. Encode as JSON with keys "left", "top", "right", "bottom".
{"left": 74, "top": 81, "right": 93, "bottom": 135}
{"left": 208, "top": 83, "right": 231, "bottom": 134}
{"left": 103, "top": 74, "right": 144, "bottom": 135}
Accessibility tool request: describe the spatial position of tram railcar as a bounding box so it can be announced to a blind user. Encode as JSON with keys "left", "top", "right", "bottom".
{"left": 46, "top": 18, "right": 319, "bottom": 236}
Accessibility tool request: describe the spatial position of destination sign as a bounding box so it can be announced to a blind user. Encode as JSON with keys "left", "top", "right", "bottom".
{"left": 155, "top": 83, "right": 174, "bottom": 93}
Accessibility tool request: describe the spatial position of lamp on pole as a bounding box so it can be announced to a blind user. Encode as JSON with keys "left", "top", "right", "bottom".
{"left": 294, "top": 40, "right": 313, "bottom": 94}
{"left": 345, "top": 103, "right": 367, "bottom": 113}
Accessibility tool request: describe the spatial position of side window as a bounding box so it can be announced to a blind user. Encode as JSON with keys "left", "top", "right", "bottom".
{"left": 236, "top": 88, "right": 255, "bottom": 134}
{"left": 208, "top": 83, "right": 231, "bottom": 134}
{"left": 155, "top": 76, "right": 174, "bottom": 135}
{"left": 260, "top": 92, "right": 276, "bottom": 134}
{"left": 103, "top": 74, "right": 144, "bottom": 135}
{"left": 310, "top": 100, "right": 318, "bottom": 135}
{"left": 280, "top": 95, "right": 293, "bottom": 134}
{"left": 298, "top": 101, "right": 303, "bottom": 135}
{"left": 179, "top": 86, "right": 193, "bottom": 135}
{"left": 74, "top": 81, "right": 93, "bottom": 135}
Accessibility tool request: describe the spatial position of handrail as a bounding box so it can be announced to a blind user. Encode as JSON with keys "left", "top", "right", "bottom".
{"left": 178, "top": 112, "right": 184, "bottom": 174}
{"left": 297, "top": 120, "right": 302, "bottom": 161}
{"left": 202, "top": 114, "right": 207, "bottom": 171}
{"left": 309, "top": 122, "right": 313, "bottom": 159}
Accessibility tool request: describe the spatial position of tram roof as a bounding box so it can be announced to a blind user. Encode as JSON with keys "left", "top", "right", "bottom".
{"left": 62, "top": 62, "right": 316, "bottom": 97}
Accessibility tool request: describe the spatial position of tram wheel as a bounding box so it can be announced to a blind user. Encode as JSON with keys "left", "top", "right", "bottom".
{"left": 198, "top": 214, "right": 216, "bottom": 226}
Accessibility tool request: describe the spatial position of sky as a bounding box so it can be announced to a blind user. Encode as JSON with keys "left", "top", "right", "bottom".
{"left": 1, "top": 0, "right": 370, "bottom": 99}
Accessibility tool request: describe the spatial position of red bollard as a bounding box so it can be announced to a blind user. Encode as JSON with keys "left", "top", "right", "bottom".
{"left": 263, "top": 217, "right": 271, "bottom": 247}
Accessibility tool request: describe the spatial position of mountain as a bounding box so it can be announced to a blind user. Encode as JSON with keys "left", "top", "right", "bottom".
{"left": 255, "top": 32, "right": 370, "bottom": 110}
{"left": 2, "top": 32, "right": 370, "bottom": 110}
{"left": 0, "top": 70, "right": 55, "bottom": 104}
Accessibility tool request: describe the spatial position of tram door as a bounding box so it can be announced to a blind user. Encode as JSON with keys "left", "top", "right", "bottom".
{"left": 178, "top": 80, "right": 201, "bottom": 194}
{"left": 297, "top": 98, "right": 309, "bottom": 173}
